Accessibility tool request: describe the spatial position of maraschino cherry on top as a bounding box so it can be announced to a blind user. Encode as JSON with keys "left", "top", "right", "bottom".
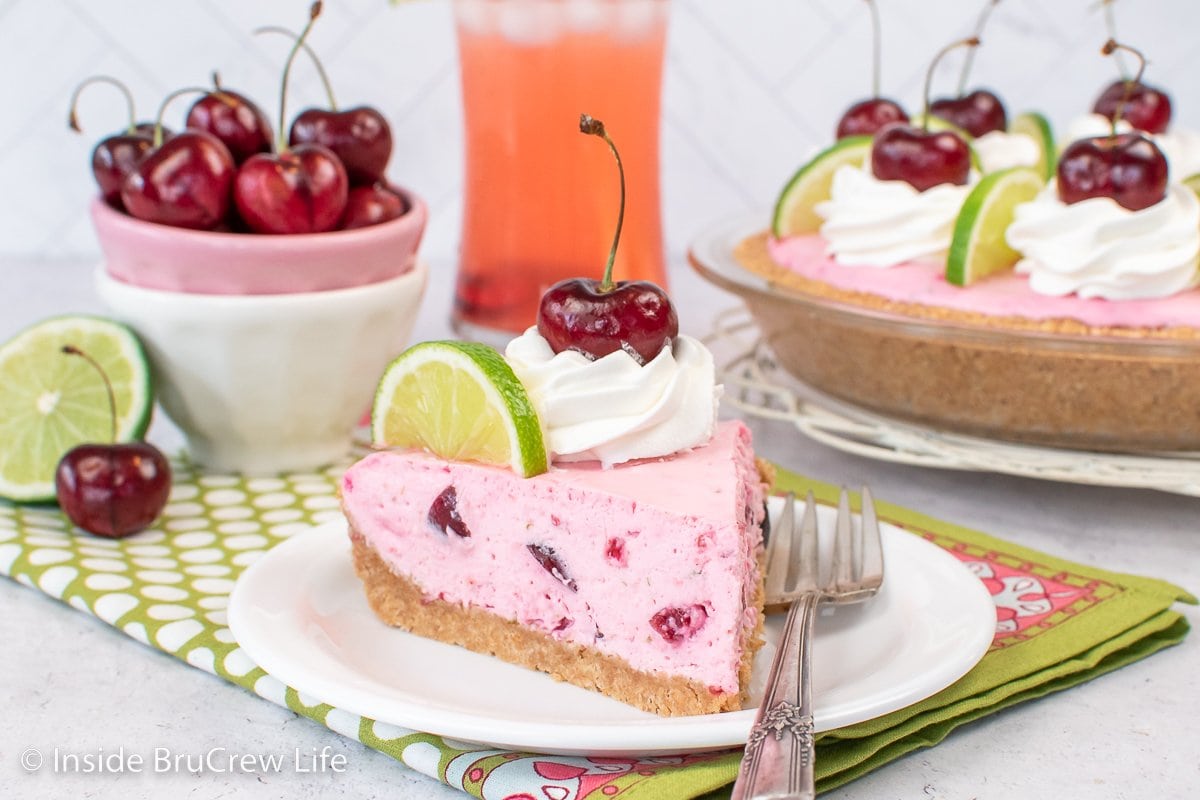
{"left": 1058, "top": 40, "right": 1169, "bottom": 212}
{"left": 929, "top": 0, "right": 1008, "bottom": 137}
{"left": 537, "top": 114, "right": 678, "bottom": 367}
{"left": 835, "top": 0, "right": 906, "bottom": 140}
{"left": 871, "top": 37, "right": 978, "bottom": 192}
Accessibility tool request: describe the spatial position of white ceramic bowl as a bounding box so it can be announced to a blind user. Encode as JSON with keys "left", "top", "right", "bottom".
{"left": 96, "top": 263, "right": 428, "bottom": 474}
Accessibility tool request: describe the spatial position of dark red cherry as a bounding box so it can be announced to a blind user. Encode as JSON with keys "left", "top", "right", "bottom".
{"left": 340, "top": 183, "right": 407, "bottom": 230}
{"left": 526, "top": 544, "right": 578, "bottom": 592}
{"left": 290, "top": 107, "right": 392, "bottom": 185}
{"left": 536, "top": 115, "right": 678, "bottom": 365}
{"left": 836, "top": 98, "right": 908, "bottom": 139}
{"left": 1056, "top": 133, "right": 1168, "bottom": 212}
{"left": 186, "top": 89, "right": 273, "bottom": 165}
{"left": 650, "top": 604, "right": 708, "bottom": 643}
{"left": 56, "top": 443, "right": 171, "bottom": 538}
{"left": 91, "top": 133, "right": 153, "bottom": 208}
{"left": 929, "top": 89, "right": 1007, "bottom": 137}
{"left": 120, "top": 130, "right": 236, "bottom": 230}
{"left": 427, "top": 486, "right": 471, "bottom": 538}
{"left": 871, "top": 122, "right": 971, "bottom": 192}
{"left": 1093, "top": 79, "right": 1172, "bottom": 135}
{"left": 537, "top": 279, "right": 678, "bottom": 366}
{"left": 233, "top": 143, "right": 349, "bottom": 234}
{"left": 52, "top": 345, "right": 170, "bottom": 539}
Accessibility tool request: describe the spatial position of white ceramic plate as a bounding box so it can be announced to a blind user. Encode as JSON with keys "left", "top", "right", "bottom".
{"left": 228, "top": 499, "right": 995, "bottom": 756}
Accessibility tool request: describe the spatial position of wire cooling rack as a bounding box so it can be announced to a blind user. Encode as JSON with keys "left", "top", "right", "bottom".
{"left": 703, "top": 307, "right": 1200, "bottom": 497}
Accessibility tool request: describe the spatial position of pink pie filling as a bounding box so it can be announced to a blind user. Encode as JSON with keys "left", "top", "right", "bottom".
{"left": 340, "top": 420, "right": 765, "bottom": 695}
{"left": 769, "top": 234, "right": 1200, "bottom": 329}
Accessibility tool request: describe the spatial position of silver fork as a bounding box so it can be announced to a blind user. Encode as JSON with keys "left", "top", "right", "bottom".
{"left": 730, "top": 487, "right": 885, "bottom": 800}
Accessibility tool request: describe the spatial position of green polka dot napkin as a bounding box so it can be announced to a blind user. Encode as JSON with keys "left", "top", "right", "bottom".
{"left": 1, "top": 462, "right": 1192, "bottom": 799}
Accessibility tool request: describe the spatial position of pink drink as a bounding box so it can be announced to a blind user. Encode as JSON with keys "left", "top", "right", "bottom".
{"left": 452, "top": 0, "right": 670, "bottom": 338}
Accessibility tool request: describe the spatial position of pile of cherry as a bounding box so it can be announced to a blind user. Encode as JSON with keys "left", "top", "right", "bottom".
{"left": 75, "top": 2, "right": 406, "bottom": 235}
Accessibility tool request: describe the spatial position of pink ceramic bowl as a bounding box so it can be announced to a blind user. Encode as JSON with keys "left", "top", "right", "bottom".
{"left": 92, "top": 186, "right": 427, "bottom": 295}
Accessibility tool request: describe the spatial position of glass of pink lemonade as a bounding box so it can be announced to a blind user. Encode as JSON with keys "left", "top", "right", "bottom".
{"left": 452, "top": 0, "right": 670, "bottom": 339}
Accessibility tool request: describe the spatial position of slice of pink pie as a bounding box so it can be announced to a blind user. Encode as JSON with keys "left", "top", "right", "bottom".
{"left": 339, "top": 420, "right": 769, "bottom": 717}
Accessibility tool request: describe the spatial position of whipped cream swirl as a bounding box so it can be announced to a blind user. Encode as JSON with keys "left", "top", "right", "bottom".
{"left": 1007, "top": 184, "right": 1200, "bottom": 300}
{"left": 972, "top": 130, "right": 1041, "bottom": 174}
{"left": 505, "top": 329, "right": 718, "bottom": 468}
{"left": 815, "top": 165, "right": 974, "bottom": 267}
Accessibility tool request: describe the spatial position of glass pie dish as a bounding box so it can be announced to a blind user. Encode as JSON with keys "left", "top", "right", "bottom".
{"left": 690, "top": 217, "right": 1200, "bottom": 453}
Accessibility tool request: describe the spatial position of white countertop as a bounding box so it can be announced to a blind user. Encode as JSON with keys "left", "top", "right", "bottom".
{"left": 3, "top": 252, "right": 1198, "bottom": 799}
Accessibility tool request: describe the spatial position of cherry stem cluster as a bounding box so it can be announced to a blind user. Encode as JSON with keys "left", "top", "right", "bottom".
{"left": 62, "top": 345, "right": 117, "bottom": 444}
{"left": 277, "top": 1, "right": 324, "bottom": 152}
{"left": 957, "top": 0, "right": 1001, "bottom": 96}
{"left": 580, "top": 114, "right": 625, "bottom": 293}
{"left": 1102, "top": 38, "right": 1146, "bottom": 136}
{"left": 923, "top": 37, "right": 980, "bottom": 131}
{"left": 68, "top": 75, "right": 137, "bottom": 135}
{"left": 255, "top": 25, "right": 338, "bottom": 112}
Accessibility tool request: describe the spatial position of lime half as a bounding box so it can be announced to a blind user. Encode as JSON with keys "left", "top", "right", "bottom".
{"left": 371, "top": 340, "right": 548, "bottom": 478}
{"left": 1011, "top": 111, "right": 1056, "bottom": 181}
{"left": 947, "top": 167, "right": 1044, "bottom": 287}
{"left": 772, "top": 136, "right": 872, "bottom": 237}
{"left": 0, "top": 315, "right": 153, "bottom": 502}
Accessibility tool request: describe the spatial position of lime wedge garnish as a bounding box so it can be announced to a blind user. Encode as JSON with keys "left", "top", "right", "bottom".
{"left": 1183, "top": 173, "right": 1200, "bottom": 196}
{"left": 947, "top": 167, "right": 1044, "bottom": 287}
{"left": 1011, "top": 111, "right": 1056, "bottom": 181}
{"left": 0, "top": 315, "right": 153, "bottom": 502}
{"left": 772, "top": 136, "right": 872, "bottom": 237}
{"left": 371, "top": 340, "right": 548, "bottom": 478}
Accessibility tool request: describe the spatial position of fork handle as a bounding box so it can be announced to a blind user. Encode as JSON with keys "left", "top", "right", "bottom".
{"left": 730, "top": 592, "right": 819, "bottom": 800}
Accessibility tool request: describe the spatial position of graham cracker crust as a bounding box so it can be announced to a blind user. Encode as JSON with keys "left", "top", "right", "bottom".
{"left": 349, "top": 530, "right": 765, "bottom": 717}
{"left": 734, "top": 231, "right": 1200, "bottom": 340}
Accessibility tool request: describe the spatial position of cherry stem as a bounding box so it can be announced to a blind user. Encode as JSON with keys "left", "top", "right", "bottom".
{"left": 277, "top": 2, "right": 324, "bottom": 153}
{"left": 957, "top": 0, "right": 1000, "bottom": 96}
{"left": 1099, "top": 0, "right": 1129, "bottom": 77}
{"left": 580, "top": 114, "right": 624, "bottom": 293}
{"left": 923, "top": 37, "right": 980, "bottom": 131}
{"left": 254, "top": 25, "right": 338, "bottom": 112}
{"left": 68, "top": 75, "right": 137, "bottom": 135}
{"left": 1102, "top": 38, "right": 1146, "bottom": 136}
{"left": 151, "top": 86, "right": 227, "bottom": 148}
{"left": 863, "top": 0, "right": 882, "bottom": 98}
{"left": 62, "top": 346, "right": 117, "bottom": 444}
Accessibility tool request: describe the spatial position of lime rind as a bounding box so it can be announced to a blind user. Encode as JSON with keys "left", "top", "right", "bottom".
{"left": 0, "top": 315, "right": 153, "bottom": 503}
{"left": 371, "top": 340, "right": 548, "bottom": 478}
{"left": 1011, "top": 111, "right": 1056, "bottom": 181}
{"left": 946, "top": 167, "right": 1044, "bottom": 287}
{"left": 771, "top": 136, "right": 872, "bottom": 238}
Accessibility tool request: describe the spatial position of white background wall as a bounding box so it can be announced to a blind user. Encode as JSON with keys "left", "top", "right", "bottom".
{"left": 0, "top": 0, "right": 1195, "bottom": 263}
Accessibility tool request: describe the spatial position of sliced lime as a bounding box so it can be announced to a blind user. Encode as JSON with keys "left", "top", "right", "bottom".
{"left": 771, "top": 136, "right": 872, "bottom": 237}
{"left": 371, "top": 340, "right": 548, "bottom": 478}
{"left": 0, "top": 315, "right": 153, "bottom": 503}
{"left": 947, "top": 167, "right": 1044, "bottom": 287}
{"left": 1183, "top": 173, "right": 1200, "bottom": 196}
{"left": 1011, "top": 111, "right": 1056, "bottom": 181}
